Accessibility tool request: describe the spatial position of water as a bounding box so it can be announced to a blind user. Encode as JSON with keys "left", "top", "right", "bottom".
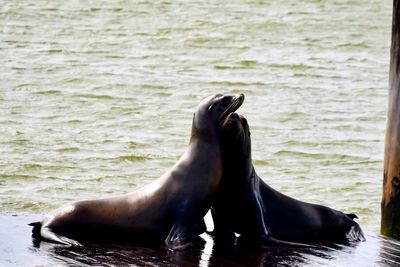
{"left": 0, "top": 0, "right": 391, "bottom": 233}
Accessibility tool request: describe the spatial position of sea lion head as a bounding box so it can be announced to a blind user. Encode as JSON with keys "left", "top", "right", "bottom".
{"left": 219, "top": 111, "right": 253, "bottom": 179}
{"left": 191, "top": 93, "right": 244, "bottom": 141}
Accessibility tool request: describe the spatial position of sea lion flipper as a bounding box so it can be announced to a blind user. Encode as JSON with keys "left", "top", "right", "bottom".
{"left": 252, "top": 184, "right": 316, "bottom": 248}
{"left": 29, "top": 221, "right": 42, "bottom": 239}
{"left": 208, "top": 209, "right": 236, "bottom": 240}
{"left": 251, "top": 176, "right": 272, "bottom": 239}
{"left": 165, "top": 223, "right": 194, "bottom": 251}
{"left": 346, "top": 224, "right": 366, "bottom": 242}
{"left": 40, "top": 226, "right": 81, "bottom": 246}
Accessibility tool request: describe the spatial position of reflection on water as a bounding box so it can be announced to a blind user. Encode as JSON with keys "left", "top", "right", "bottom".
{"left": 30, "top": 231, "right": 368, "bottom": 267}
{"left": 199, "top": 234, "right": 213, "bottom": 267}
{"left": 1, "top": 215, "right": 399, "bottom": 266}
{"left": 0, "top": 0, "right": 392, "bottom": 234}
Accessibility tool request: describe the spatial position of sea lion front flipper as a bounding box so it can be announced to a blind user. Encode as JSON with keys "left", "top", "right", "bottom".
{"left": 165, "top": 223, "right": 194, "bottom": 251}
{"left": 208, "top": 209, "right": 236, "bottom": 241}
{"left": 248, "top": 176, "right": 315, "bottom": 248}
{"left": 249, "top": 174, "right": 272, "bottom": 240}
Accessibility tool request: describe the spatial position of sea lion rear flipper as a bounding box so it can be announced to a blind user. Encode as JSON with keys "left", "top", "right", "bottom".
{"left": 346, "top": 224, "right": 366, "bottom": 242}
{"left": 29, "top": 221, "right": 42, "bottom": 239}
{"left": 165, "top": 223, "right": 194, "bottom": 251}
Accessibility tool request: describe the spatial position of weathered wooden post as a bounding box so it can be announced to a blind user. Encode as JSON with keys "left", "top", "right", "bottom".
{"left": 382, "top": 0, "right": 400, "bottom": 239}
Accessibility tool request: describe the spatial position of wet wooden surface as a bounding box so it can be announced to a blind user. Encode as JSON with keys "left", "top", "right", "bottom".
{"left": 1, "top": 214, "right": 400, "bottom": 267}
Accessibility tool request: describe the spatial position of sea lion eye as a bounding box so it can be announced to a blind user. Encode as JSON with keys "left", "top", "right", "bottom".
{"left": 208, "top": 103, "right": 214, "bottom": 111}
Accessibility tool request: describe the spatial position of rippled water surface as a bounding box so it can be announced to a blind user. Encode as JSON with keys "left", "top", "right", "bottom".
{"left": 0, "top": 0, "right": 392, "bottom": 233}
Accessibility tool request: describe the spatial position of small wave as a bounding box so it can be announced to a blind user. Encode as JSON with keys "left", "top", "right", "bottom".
{"left": 35, "top": 90, "right": 63, "bottom": 95}
{"left": 273, "top": 150, "right": 371, "bottom": 162}
{"left": 66, "top": 119, "right": 82, "bottom": 124}
{"left": 210, "top": 81, "right": 266, "bottom": 87}
{"left": 105, "top": 54, "right": 125, "bottom": 59}
{"left": 11, "top": 139, "right": 30, "bottom": 145}
{"left": 238, "top": 60, "right": 259, "bottom": 67}
{"left": 292, "top": 73, "right": 337, "bottom": 79}
{"left": 11, "top": 67, "right": 27, "bottom": 71}
{"left": 141, "top": 84, "right": 172, "bottom": 90}
{"left": 127, "top": 141, "right": 152, "bottom": 149}
{"left": 185, "top": 36, "right": 228, "bottom": 45}
{"left": 74, "top": 94, "right": 116, "bottom": 100}
{"left": 0, "top": 201, "right": 49, "bottom": 213}
{"left": 281, "top": 140, "right": 319, "bottom": 147}
{"left": 15, "top": 83, "right": 34, "bottom": 89}
{"left": 351, "top": 207, "right": 374, "bottom": 216}
{"left": 253, "top": 159, "right": 269, "bottom": 166}
{"left": 269, "top": 63, "right": 312, "bottom": 71}
{"left": 214, "top": 65, "right": 233, "bottom": 70}
{"left": 113, "top": 155, "right": 152, "bottom": 162}
{"left": 280, "top": 111, "right": 307, "bottom": 122}
{"left": 0, "top": 174, "right": 38, "bottom": 180}
{"left": 59, "top": 77, "right": 83, "bottom": 83}
{"left": 23, "top": 164, "right": 43, "bottom": 170}
{"left": 214, "top": 60, "right": 259, "bottom": 70}
{"left": 336, "top": 42, "right": 370, "bottom": 49}
{"left": 57, "top": 147, "right": 80, "bottom": 152}
{"left": 46, "top": 49, "right": 63, "bottom": 53}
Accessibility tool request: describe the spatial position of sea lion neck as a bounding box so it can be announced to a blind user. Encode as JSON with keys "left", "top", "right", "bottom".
{"left": 189, "top": 125, "right": 218, "bottom": 144}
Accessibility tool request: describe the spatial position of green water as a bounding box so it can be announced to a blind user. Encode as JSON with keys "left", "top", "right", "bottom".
{"left": 0, "top": 0, "right": 391, "bottom": 233}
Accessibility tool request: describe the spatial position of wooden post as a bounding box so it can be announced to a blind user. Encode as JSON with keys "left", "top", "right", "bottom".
{"left": 382, "top": 0, "right": 400, "bottom": 239}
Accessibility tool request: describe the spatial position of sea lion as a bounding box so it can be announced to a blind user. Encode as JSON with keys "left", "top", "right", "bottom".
{"left": 212, "top": 112, "right": 365, "bottom": 243}
{"left": 30, "top": 93, "right": 245, "bottom": 250}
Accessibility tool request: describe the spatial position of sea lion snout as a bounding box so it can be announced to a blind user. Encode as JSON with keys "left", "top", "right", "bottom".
{"left": 218, "top": 94, "right": 244, "bottom": 120}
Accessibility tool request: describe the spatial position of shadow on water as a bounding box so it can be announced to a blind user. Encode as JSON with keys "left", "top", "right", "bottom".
{"left": 2, "top": 214, "right": 400, "bottom": 266}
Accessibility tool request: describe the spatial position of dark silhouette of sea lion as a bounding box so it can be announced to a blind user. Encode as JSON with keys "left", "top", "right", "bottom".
{"left": 212, "top": 112, "right": 365, "bottom": 243}
{"left": 30, "top": 93, "right": 245, "bottom": 250}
